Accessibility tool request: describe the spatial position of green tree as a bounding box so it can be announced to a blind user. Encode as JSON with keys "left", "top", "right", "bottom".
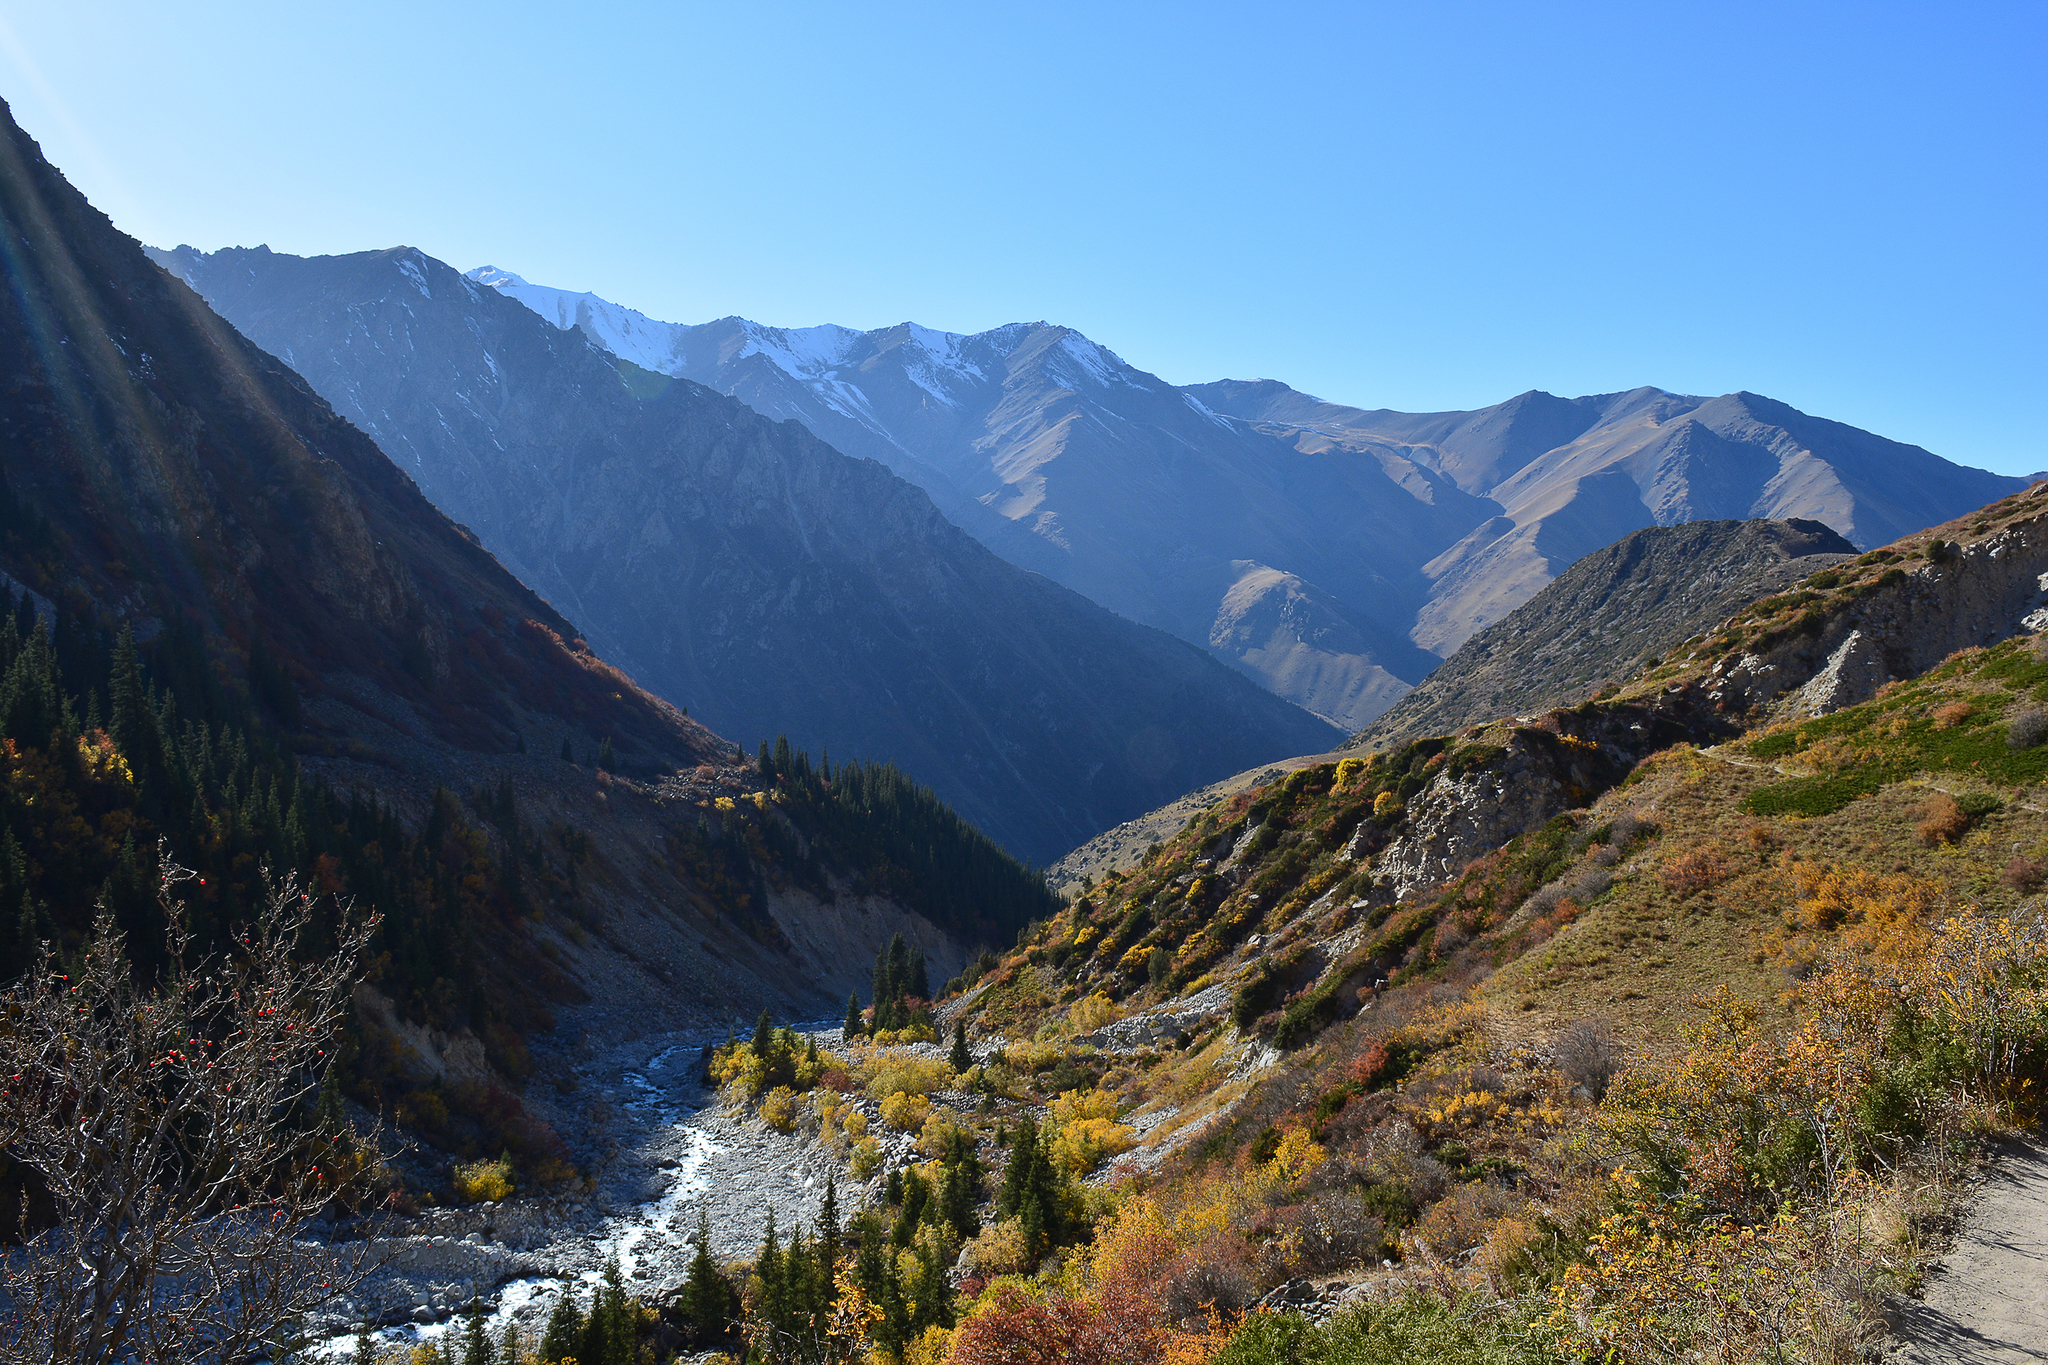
{"left": 844, "top": 989, "right": 864, "bottom": 1037}
{"left": 949, "top": 1020, "right": 971, "bottom": 1074}
{"left": 460, "top": 1298, "right": 490, "bottom": 1365}
{"left": 678, "top": 1209, "right": 735, "bottom": 1345}
{"left": 538, "top": 1290, "right": 583, "bottom": 1364}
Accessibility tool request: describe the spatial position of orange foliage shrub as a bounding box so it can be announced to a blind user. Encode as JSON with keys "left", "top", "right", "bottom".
{"left": 1933, "top": 700, "right": 1974, "bottom": 730}
{"left": 1915, "top": 794, "right": 1969, "bottom": 845}
{"left": 1659, "top": 846, "right": 1728, "bottom": 898}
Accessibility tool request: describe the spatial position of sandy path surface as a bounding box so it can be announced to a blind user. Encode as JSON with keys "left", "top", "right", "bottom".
{"left": 1893, "top": 1139, "right": 2048, "bottom": 1362}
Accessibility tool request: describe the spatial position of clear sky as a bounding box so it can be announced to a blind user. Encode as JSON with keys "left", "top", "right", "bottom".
{"left": 3, "top": 2, "right": 2042, "bottom": 472}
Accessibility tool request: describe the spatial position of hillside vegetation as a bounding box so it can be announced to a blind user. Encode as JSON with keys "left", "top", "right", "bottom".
{"left": 808, "top": 481, "right": 2048, "bottom": 1364}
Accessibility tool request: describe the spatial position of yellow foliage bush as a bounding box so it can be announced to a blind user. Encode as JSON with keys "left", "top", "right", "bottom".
{"left": 760, "top": 1085, "right": 799, "bottom": 1133}
{"left": 1050, "top": 1088, "right": 1121, "bottom": 1125}
{"left": 1005, "top": 1039, "right": 1064, "bottom": 1073}
{"left": 1049, "top": 1116, "right": 1137, "bottom": 1177}
{"left": 849, "top": 1136, "right": 883, "bottom": 1179}
{"left": 1334, "top": 756, "right": 1365, "bottom": 788}
{"left": 915, "top": 1112, "right": 961, "bottom": 1158}
{"left": 1264, "top": 1127, "right": 1325, "bottom": 1192}
{"left": 1068, "top": 991, "right": 1124, "bottom": 1033}
{"left": 452, "top": 1154, "right": 514, "bottom": 1204}
{"left": 862, "top": 1054, "right": 952, "bottom": 1101}
{"left": 962, "top": 1217, "right": 1034, "bottom": 1275}
{"left": 902, "top": 1325, "right": 953, "bottom": 1365}
{"left": 1372, "top": 790, "right": 1402, "bottom": 819}
{"left": 880, "top": 1090, "right": 931, "bottom": 1132}
{"left": 841, "top": 1108, "right": 869, "bottom": 1140}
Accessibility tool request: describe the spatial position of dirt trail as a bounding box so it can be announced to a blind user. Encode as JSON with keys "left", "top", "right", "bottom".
{"left": 1893, "top": 1138, "right": 2048, "bottom": 1362}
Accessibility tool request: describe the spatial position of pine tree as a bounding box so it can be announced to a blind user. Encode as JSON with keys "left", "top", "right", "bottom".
{"left": 949, "top": 1020, "right": 971, "bottom": 1074}
{"left": 539, "top": 1289, "right": 583, "bottom": 1364}
{"left": 592, "top": 1257, "right": 633, "bottom": 1365}
{"left": 461, "top": 1298, "right": 490, "bottom": 1365}
{"left": 843, "top": 990, "right": 864, "bottom": 1037}
{"left": 909, "top": 950, "right": 930, "bottom": 1002}
{"left": 679, "top": 1209, "right": 734, "bottom": 1345}
{"left": 353, "top": 1325, "right": 377, "bottom": 1365}
{"left": 752, "top": 1006, "right": 774, "bottom": 1059}
{"left": 497, "top": 1322, "right": 521, "bottom": 1365}
{"left": 820, "top": 1174, "right": 840, "bottom": 1256}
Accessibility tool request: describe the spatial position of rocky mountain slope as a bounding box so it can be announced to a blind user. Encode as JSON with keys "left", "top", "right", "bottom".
{"left": 150, "top": 245, "right": 1340, "bottom": 865}
{"left": 470, "top": 270, "right": 2024, "bottom": 730}
{"left": 1355, "top": 517, "right": 1857, "bottom": 750}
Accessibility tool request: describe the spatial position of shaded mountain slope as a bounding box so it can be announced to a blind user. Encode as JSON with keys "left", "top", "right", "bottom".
{"left": 0, "top": 92, "right": 1073, "bottom": 1067}
{"left": 153, "top": 245, "right": 1340, "bottom": 864}
{"left": 1355, "top": 517, "right": 1857, "bottom": 750}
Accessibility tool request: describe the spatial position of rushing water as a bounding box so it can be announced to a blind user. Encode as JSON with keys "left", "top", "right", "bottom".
{"left": 311, "top": 1024, "right": 851, "bottom": 1358}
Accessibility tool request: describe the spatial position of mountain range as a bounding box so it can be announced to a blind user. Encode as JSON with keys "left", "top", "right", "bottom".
{"left": 150, "top": 244, "right": 1340, "bottom": 865}
{"left": 466, "top": 270, "right": 2028, "bottom": 730}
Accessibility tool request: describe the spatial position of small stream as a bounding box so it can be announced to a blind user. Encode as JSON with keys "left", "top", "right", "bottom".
{"left": 311, "top": 1024, "right": 854, "bottom": 1357}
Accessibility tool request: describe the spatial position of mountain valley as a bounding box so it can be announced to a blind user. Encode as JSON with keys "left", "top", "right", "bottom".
{"left": 150, "top": 245, "right": 1340, "bottom": 866}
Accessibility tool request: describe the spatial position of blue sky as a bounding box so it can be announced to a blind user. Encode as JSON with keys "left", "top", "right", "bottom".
{"left": 3, "top": 2, "right": 2042, "bottom": 472}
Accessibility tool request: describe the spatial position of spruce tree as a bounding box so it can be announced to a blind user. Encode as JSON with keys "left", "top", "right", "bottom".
{"left": 352, "top": 1326, "right": 377, "bottom": 1365}
{"left": 752, "top": 1007, "right": 774, "bottom": 1059}
{"left": 679, "top": 1209, "right": 734, "bottom": 1344}
{"left": 949, "top": 1020, "right": 971, "bottom": 1074}
{"left": 460, "top": 1298, "right": 490, "bottom": 1365}
{"left": 909, "top": 950, "right": 930, "bottom": 1002}
{"left": 538, "top": 1290, "right": 583, "bottom": 1364}
{"left": 820, "top": 1173, "right": 840, "bottom": 1256}
{"left": 843, "top": 990, "right": 864, "bottom": 1037}
{"left": 497, "top": 1322, "right": 521, "bottom": 1365}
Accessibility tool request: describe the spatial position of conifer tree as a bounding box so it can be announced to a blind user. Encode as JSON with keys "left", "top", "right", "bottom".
{"left": 910, "top": 950, "right": 930, "bottom": 1002}
{"left": 460, "top": 1298, "right": 490, "bottom": 1365}
{"left": 752, "top": 1006, "right": 774, "bottom": 1058}
{"left": 497, "top": 1322, "right": 521, "bottom": 1365}
{"left": 949, "top": 1020, "right": 971, "bottom": 1074}
{"left": 679, "top": 1209, "right": 734, "bottom": 1345}
{"left": 820, "top": 1174, "right": 840, "bottom": 1258}
{"left": 539, "top": 1290, "right": 583, "bottom": 1365}
{"left": 353, "top": 1326, "right": 377, "bottom": 1365}
{"left": 843, "top": 990, "right": 863, "bottom": 1037}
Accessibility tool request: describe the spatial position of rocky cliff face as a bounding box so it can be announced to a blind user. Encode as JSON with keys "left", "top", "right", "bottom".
{"left": 151, "top": 246, "right": 1341, "bottom": 865}
{"left": 1358, "top": 518, "right": 1857, "bottom": 750}
{"left": 1695, "top": 501, "right": 2048, "bottom": 717}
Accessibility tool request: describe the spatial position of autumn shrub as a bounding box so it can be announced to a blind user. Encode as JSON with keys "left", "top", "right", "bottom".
{"left": 451, "top": 1154, "right": 514, "bottom": 1204}
{"left": 1915, "top": 794, "right": 1970, "bottom": 845}
{"left": 1659, "top": 846, "right": 1728, "bottom": 898}
{"left": 850, "top": 1136, "right": 883, "bottom": 1179}
{"left": 864, "top": 1054, "right": 954, "bottom": 1101}
{"left": 1069, "top": 991, "right": 1124, "bottom": 1034}
{"left": 1548, "top": 1177, "right": 1877, "bottom": 1364}
{"left": 963, "top": 1217, "right": 1035, "bottom": 1276}
{"left": 759, "top": 1085, "right": 799, "bottom": 1133}
{"left": 1933, "top": 699, "right": 1975, "bottom": 729}
{"left": 881, "top": 1090, "right": 933, "bottom": 1132}
{"left": 2006, "top": 854, "right": 2047, "bottom": 895}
